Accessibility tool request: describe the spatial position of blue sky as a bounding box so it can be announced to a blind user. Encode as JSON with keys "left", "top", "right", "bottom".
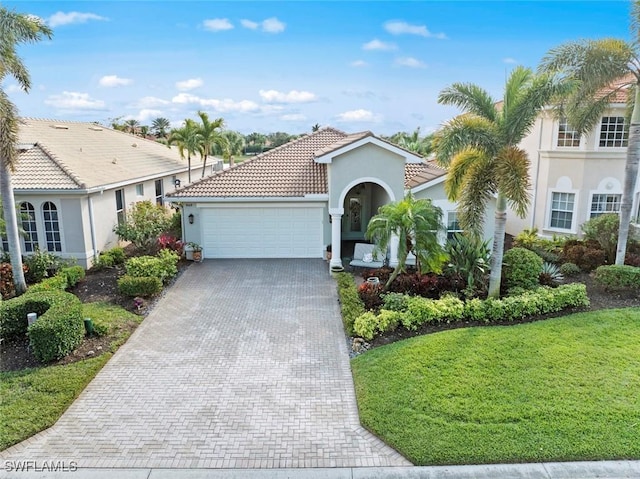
{"left": 4, "top": 1, "right": 631, "bottom": 136}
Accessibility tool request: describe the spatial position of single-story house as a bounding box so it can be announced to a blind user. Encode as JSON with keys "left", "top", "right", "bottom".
{"left": 167, "top": 127, "right": 496, "bottom": 270}
{"left": 3, "top": 118, "right": 213, "bottom": 268}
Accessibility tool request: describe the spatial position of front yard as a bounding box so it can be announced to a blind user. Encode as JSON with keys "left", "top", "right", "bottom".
{"left": 352, "top": 307, "right": 640, "bottom": 465}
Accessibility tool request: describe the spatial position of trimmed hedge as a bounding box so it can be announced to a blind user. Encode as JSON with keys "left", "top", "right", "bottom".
{"left": 353, "top": 283, "right": 590, "bottom": 340}
{"left": 593, "top": 265, "right": 640, "bottom": 290}
{"left": 502, "top": 247, "right": 544, "bottom": 290}
{"left": 59, "top": 265, "right": 85, "bottom": 287}
{"left": 125, "top": 249, "right": 178, "bottom": 284}
{"left": 27, "top": 274, "right": 67, "bottom": 293}
{"left": 335, "top": 272, "right": 365, "bottom": 336}
{"left": 117, "top": 275, "right": 163, "bottom": 297}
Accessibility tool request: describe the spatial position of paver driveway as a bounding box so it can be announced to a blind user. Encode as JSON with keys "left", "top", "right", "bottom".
{"left": 1, "top": 259, "right": 409, "bottom": 468}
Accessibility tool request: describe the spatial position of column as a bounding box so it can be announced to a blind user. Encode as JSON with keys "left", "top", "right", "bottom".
{"left": 388, "top": 234, "right": 399, "bottom": 268}
{"left": 329, "top": 211, "right": 344, "bottom": 271}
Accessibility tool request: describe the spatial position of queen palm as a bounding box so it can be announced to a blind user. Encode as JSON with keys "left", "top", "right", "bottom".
{"left": 0, "top": 7, "right": 52, "bottom": 295}
{"left": 539, "top": 1, "right": 640, "bottom": 265}
{"left": 365, "top": 194, "right": 447, "bottom": 290}
{"left": 167, "top": 119, "right": 202, "bottom": 183}
{"left": 196, "top": 111, "right": 225, "bottom": 178}
{"left": 434, "top": 66, "right": 561, "bottom": 298}
{"left": 218, "top": 130, "right": 244, "bottom": 167}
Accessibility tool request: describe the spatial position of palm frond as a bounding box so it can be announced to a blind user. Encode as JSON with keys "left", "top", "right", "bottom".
{"left": 433, "top": 114, "right": 498, "bottom": 166}
{"left": 503, "top": 66, "right": 533, "bottom": 117}
{"left": 438, "top": 83, "right": 497, "bottom": 122}
{"left": 456, "top": 158, "right": 496, "bottom": 236}
{"left": 495, "top": 146, "right": 531, "bottom": 218}
{"left": 445, "top": 147, "right": 488, "bottom": 202}
{"left": 0, "top": 91, "right": 19, "bottom": 170}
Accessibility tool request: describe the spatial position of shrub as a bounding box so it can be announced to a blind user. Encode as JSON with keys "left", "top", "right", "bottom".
{"left": 582, "top": 213, "right": 619, "bottom": 263}
{"left": 113, "top": 201, "right": 172, "bottom": 253}
{"left": 0, "top": 263, "right": 27, "bottom": 300}
{"left": 358, "top": 282, "right": 383, "bottom": 311}
{"left": 158, "top": 234, "right": 184, "bottom": 256}
{"left": 625, "top": 253, "right": 640, "bottom": 267}
{"left": 117, "top": 275, "right": 163, "bottom": 297}
{"left": 95, "top": 247, "right": 126, "bottom": 269}
{"left": 27, "top": 292, "right": 84, "bottom": 362}
{"left": 562, "top": 243, "right": 606, "bottom": 271}
{"left": 559, "top": 262, "right": 581, "bottom": 277}
{"left": 513, "top": 228, "right": 566, "bottom": 263}
{"left": 593, "top": 265, "right": 640, "bottom": 290}
{"left": 124, "top": 249, "right": 178, "bottom": 284}
{"left": 539, "top": 262, "right": 564, "bottom": 287}
{"left": 23, "top": 248, "right": 60, "bottom": 283}
{"left": 445, "top": 233, "right": 490, "bottom": 298}
{"left": 353, "top": 309, "right": 403, "bottom": 340}
{"left": 27, "top": 274, "right": 68, "bottom": 293}
{"left": 502, "top": 247, "right": 544, "bottom": 291}
{"left": 59, "top": 265, "right": 85, "bottom": 287}
{"left": 335, "top": 273, "right": 365, "bottom": 336}
{"left": 382, "top": 292, "right": 409, "bottom": 312}
{"left": 404, "top": 294, "right": 465, "bottom": 329}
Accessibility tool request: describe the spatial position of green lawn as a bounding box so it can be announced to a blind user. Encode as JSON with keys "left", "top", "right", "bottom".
{"left": 352, "top": 308, "right": 640, "bottom": 465}
{"left": 0, "top": 303, "right": 140, "bottom": 451}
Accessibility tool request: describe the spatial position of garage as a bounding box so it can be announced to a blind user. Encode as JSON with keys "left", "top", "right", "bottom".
{"left": 200, "top": 204, "right": 324, "bottom": 258}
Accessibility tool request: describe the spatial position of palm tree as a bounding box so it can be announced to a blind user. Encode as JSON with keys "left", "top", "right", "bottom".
{"left": 218, "top": 130, "right": 245, "bottom": 167}
{"left": 365, "top": 194, "right": 447, "bottom": 290}
{"left": 312, "top": 123, "right": 321, "bottom": 132}
{"left": 0, "top": 7, "right": 52, "bottom": 295}
{"left": 196, "top": 111, "right": 225, "bottom": 178}
{"left": 434, "top": 66, "right": 562, "bottom": 298}
{"left": 139, "top": 125, "right": 149, "bottom": 138}
{"left": 539, "top": 2, "right": 640, "bottom": 265}
{"left": 167, "top": 119, "right": 203, "bottom": 183}
{"left": 245, "top": 132, "right": 266, "bottom": 155}
{"left": 151, "top": 117, "right": 171, "bottom": 138}
{"left": 124, "top": 119, "right": 139, "bottom": 135}
{"left": 387, "top": 128, "right": 434, "bottom": 156}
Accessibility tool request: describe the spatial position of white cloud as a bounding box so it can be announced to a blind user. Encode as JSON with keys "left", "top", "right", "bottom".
{"left": 133, "top": 109, "right": 164, "bottom": 122}
{"left": 5, "top": 84, "right": 22, "bottom": 93}
{"left": 384, "top": 20, "right": 447, "bottom": 39}
{"left": 259, "top": 89, "right": 317, "bottom": 104}
{"left": 99, "top": 75, "right": 132, "bottom": 87}
{"left": 171, "top": 93, "right": 260, "bottom": 113}
{"left": 242, "top": 17, "right": 286, "bottom": 33}
{"left": 362, "top": 39, "right": 396, "bottom": 51}
{"left": 262, "top": 17, "right": 286, "bottom": 33}
{"left": 281, "top": 113, "right": 306, "bottom": 121}
{"left": 47, "top": 11, "right": 108, "bottom": 27}
{"left": 350, "top": 60, "right": 368, "bottom": 67}
{"left": 395, "top": 57, "right": 426, "bottom": 68}
{"left": 176, "top": 78, "right": 203, "bottom": 91}
{"left": 503, "top": 57, "right": 518, "bottom": 64}
{"left": 336, "top": 109, "right": 379, "bottom": 123}
{"left": 45, "top": 91, "right": 106, "bottom": 110}
{"left": 133, "top": 96, "right": 170, "bottom": 108}
{"left": 241, "top": 19, "right": 259, "bottom": 30}
{"left": 203, "top": 18, "right": 233, "bottom": 32}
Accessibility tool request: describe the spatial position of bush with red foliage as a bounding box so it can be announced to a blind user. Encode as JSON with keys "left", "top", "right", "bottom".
{"left": 0, "top": 263, "right": 28, "bottom": 300}
{"left": 357, "top": 282, "right": 384, "bottom": 311}
{"left": 625, "top": 252, "right": 640, "bottom": 267}
{"left": 158, "top": 234, "right": 184, "bottom": 256}
{"left": 562, "top": 242, "right": 607, "bottom": 271}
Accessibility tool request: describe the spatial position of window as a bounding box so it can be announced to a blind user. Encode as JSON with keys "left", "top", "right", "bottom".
{"left": 599, "top": 117, "right": 628, "bottom": 147}
{"left": 549, "top": 192, "right": 575, "bottom": 230}
{"left": 447, "top": 211, "right": 463, "bottom": 240}
{"left": 155, "top": 179, "right": 164, "bottom": 206}
{"left": 42, "top": 202, "right": 62, "bottom": 252}
{"left": 135, "top": 184, "right": 144, "bottom": 196}
{"left": 590, "top": 194, "right": 621, "bottom": 218}
{"left": 20, "top": 202, "right": 38, "bottom": 252}
{"left": 115, "top": 189, "right": 125, "bottom": 225}
{"left": 557, "top": 118, "right": 580, "bottom": 147}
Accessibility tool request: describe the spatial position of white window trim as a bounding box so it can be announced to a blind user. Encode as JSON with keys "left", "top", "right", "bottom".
{"left": 42, "top": 201, "right": 63, "bottom": 253}
{"left": 597, "top": 116, "right": 628, "bottom": 150}
{"left": 135, "top": 183, "right": 144, "bottom": 197}
{"left": 19, "top": 199, "right": 66, "bottom": 255}
{"left": 446, "top": 210, "right": 463, "bottom": 238}
{"left": 554, "top": 118, "right": 581, "bottom": 149}
{"left": 587, "top": 191, "right": 622, "bottom": 221}
{"left": 544, "top": 189, "right": 579, "bottom": 234}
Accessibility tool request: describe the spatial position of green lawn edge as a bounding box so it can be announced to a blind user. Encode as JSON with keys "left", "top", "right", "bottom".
{"left": 351, "top": 307, "right": 640, "bottom": 466}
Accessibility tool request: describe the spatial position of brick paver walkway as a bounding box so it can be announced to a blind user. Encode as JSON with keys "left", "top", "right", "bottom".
{"left": 1, "top": 259, "right": 409, "bottom": 468}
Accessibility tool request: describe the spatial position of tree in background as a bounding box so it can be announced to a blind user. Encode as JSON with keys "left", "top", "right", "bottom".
{"left": 386, "top": 128, "right": 434, "bottom": 156}
{"left": 434, "top": 66, "right": 562, "bottom": 298}
{"left": 151, "top": 117, "right": 171, "bottom": 138}
{"left": 167, "top": 119, "right": 203, "bottom": 183}
{"left": 312, "top": 123, "right": 321, "bottom": 132}
{"left": 196, "top": 111, "right": 226, "bottom": 178}
{"left": 245, "top": 132, "right": 266, "bottom": 155}
{"left": 124, "top": 119, "right": 140, "bottom": 135}
{"left": 0, "top": 6, "right": 52, "bottom": 295}
{"left": 217, "top": 130, "right": 245, "bottom": 167}
{"left": 539, "top": 0, "right": 640, "bottom": 265}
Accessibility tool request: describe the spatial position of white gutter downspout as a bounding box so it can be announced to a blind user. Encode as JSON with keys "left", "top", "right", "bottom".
{"left": 530, "top": 117, "right": 544, "bottom": 230}
{"left": 88, "top": 193, "right": 98, "bottom": 264}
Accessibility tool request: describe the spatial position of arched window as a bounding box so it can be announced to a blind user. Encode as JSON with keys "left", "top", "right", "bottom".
{"left": 42, "top": 202, "right": 62, "bottom": 252}
{"left": 20, "top": 202, "right": 38, "bottom": 252}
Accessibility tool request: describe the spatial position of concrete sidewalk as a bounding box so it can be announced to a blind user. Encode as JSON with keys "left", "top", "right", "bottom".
{"left": 1, "top": 460, "right": 640, "bottom": 478}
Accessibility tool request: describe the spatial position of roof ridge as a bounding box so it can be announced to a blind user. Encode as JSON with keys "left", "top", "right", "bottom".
{"left": 34, "top": 142, "right": 86, "bottom": 188}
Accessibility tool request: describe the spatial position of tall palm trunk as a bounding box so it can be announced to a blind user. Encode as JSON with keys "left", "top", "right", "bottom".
{"left": 488, "top": 193, "right": 507, "bottom": 298}
{"left": 201, "top": 153, "right": 208, "bottom": 178}
{"left": 616, "top": 86, "right": 640, "bottom": 264}
{"left": 1, "top": 161, "right": 26, "bottom": 294}
{"left": 187, "top": 154, "right": 192, "bottom": 183}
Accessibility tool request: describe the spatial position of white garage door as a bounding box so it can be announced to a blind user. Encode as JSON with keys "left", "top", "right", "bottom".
{"left": 201, "top": 205, "right": 324, "bottom": 258}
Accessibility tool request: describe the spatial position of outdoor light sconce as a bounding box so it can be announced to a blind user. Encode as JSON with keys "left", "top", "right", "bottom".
{"left": 188, "top": 214, "right": 194, "bottom": 224}
{"left": 174, "top": 178, "right": 181, "bottom": 188}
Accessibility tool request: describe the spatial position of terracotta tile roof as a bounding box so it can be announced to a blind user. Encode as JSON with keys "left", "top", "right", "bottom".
{"left": 14, "top": 118, "right": 194, "bottom": 190}
{"left": 596, "top": 74, "right": 635, "bottom": 103}
{"left": 168, "top": 127, "right": 440, "bottom": 199}
{"left": 12, "top": 144, "right": 83, "bottom": 189}
{"left": 405, "top": 161, "right": 447, "bottom": 188}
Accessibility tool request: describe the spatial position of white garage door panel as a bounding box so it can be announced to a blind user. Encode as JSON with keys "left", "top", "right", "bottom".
{"left": 202, "top": 206, "right": 323, "bottom": 258}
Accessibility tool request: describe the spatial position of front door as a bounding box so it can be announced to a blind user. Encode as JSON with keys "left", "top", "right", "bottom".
{"left": 343, "top": 194, "right": 366, "bottom": 240}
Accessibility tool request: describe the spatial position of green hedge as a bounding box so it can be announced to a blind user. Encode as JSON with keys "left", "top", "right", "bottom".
{"left": 594, "top": 265, "right": 640, "bottom": 289}
{"left": 1, "top": 292, "right": 57, "bottom": 339}
{"left": 353, "top": 283, "right": 590, "bottom": 340}
{"left": 335, "top": 272, "right": 365, "bottom": 336}
{"left": 117, "top": 275, "right": 163, "bottom": 297}
{"left": 59, "top": 266, "right": 85, "bottom": 287}
{"left": 124, "top": 249, "right": 178, "bottom": 284}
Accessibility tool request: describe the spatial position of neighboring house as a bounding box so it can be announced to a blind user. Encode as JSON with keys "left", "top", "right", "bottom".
{"left": 167, "top": 127, "right": 496, "bottom": 270}
{"left": 3, "top": 118, "right": 211, "bottom": 268}
{"left": 506, "top": 76, "right": 639, "bottom": 238}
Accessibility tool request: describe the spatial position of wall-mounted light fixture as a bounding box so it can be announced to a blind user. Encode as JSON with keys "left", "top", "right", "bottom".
{"left": 174, "top": 178, "right": 181, "bottom": 188}
{"left": 188, "top": 214, "right": 194, "bottom": 224}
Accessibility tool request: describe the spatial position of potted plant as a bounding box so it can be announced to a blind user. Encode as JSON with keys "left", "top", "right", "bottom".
{"left": 326, "top": 244, "right": 332, "bottom": 261}
{"left": 187, "top": 242, "right": 203, "bottom": 262}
